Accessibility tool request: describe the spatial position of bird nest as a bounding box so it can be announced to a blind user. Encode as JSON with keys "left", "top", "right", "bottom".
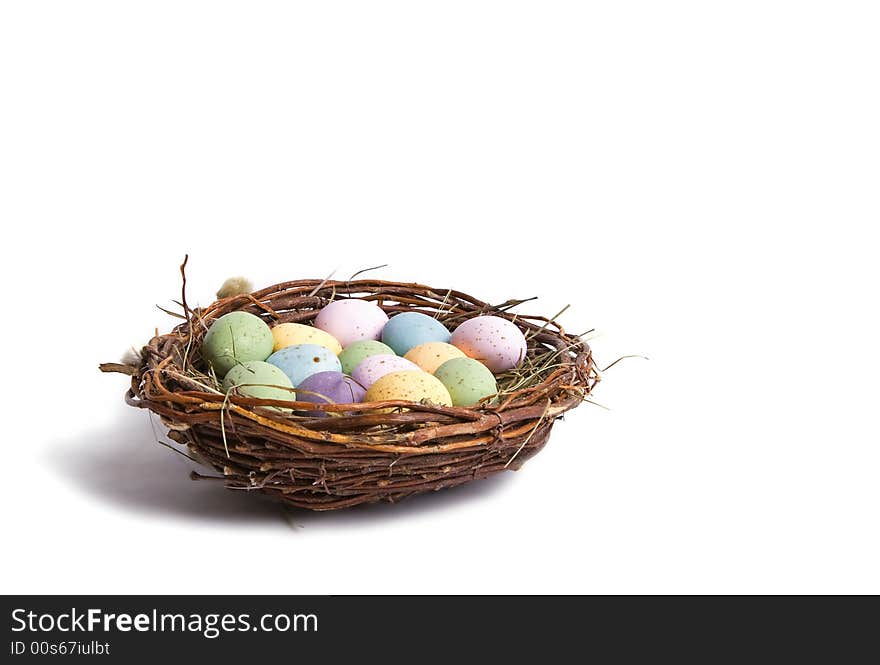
{"left": 102, "top": 276, "right": 600, "bottom": 511}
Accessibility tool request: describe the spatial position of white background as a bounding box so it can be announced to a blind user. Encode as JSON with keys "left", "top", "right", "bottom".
{"left": 1, "top": 2, "right": 878, "bottom": 594}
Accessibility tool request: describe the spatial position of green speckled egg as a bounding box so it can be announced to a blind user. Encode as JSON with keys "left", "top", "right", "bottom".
{"left": 202, "top": 311, "right": 274, "bottom": 377}
{"left": 338, "top": 340, "right": 395, "bottom": 375}
{"left": 222, "top": 360, "right": 296, "bottom": 409}
{"left": 434, "top": 357, "right": 498, "bottom": 407}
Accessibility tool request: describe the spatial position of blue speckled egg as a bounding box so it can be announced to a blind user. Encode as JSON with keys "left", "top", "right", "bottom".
{"left": 266, "top": 343, "right": 342, "bottom": 387}
{"left": 381, "top": 312, "right": 451, "bottom": 356}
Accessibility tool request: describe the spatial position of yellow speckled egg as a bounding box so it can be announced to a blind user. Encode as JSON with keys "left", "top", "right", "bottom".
{"left": 271, "top": 322, "right": 342, "bottom": 355}
{"left": 364, "top": 370, "right": 453, "bottom": 407}
{"left": 404, "top": 342, "right": 466, "bottom": 374}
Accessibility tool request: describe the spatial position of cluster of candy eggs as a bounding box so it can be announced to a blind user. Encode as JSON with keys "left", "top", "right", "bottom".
{"left": 201, "top": 299, "right": 528, "bottom": 414}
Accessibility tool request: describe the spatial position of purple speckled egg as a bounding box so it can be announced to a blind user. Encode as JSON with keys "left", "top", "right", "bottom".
{"left": 295, "top": 371, "right": 366, "bottom": 417}
{"left": 351, "top": 354, "right": 420, "bottom": 389}
{"left": 451, "top": 316, "right": 528, "bottom": 373}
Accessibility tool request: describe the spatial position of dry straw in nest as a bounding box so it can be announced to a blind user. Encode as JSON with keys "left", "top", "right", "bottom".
{"left": 102, "top": 264, "right": 601, "bottom": 511}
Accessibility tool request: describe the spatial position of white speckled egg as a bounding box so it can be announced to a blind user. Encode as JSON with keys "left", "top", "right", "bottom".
{"left": 314, "top": 299, "right": 389, "bottom": 348}
{"left": 451, "top": 316, "right": 528, "bottom": 373}
{"left": 338, "top": 340, "right": 396, "bottom": 375}
{"left": 351, "top": 354, "right": 420, "bottom": 389}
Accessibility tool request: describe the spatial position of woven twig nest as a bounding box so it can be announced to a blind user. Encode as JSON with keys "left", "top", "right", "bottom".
{"left": 104, "top": 278, "right": 600, "bottom": 511}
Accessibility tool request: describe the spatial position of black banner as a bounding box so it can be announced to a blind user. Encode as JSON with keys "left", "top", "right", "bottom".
{"left": 1, "top": 596, "right": 874, "bottom": 660}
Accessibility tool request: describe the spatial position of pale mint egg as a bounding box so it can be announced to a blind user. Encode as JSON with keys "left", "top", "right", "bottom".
{"left": 338, "top": 340, "right": 395, "bottom": 375}
{"left": 221, "top": 361, "right": 296, "bottom": 408}
{"left": 381, "top": 312, "right": 451, "bottom": 356}
{"left": 202, "top": 311, "right": 274, "bottom": 377}
{"left": 266, "top": 343, "right": 342, "bottom": 387}
{"left": 434, "top": 357, "right": 499, "bottom": 407}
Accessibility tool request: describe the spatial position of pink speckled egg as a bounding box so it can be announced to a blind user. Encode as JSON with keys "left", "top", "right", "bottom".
{"left": 451, "top": 316, "right": 528, "bottom": 373}
{"left": 351, "top": 354, "right": 420, "bottom": 389}
{"left": 314, "top": 299, "right": 389, "bottom": 348}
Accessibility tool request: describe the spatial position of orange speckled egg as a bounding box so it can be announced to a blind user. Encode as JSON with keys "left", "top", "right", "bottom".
{"left": 404, "top": 342, "right": 466, "bottom": 374}
{"left": 271, "top": 322, "right": 342, "bottom": 355}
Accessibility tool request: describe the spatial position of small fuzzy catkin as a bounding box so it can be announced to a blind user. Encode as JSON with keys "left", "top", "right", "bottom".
{"left": 216, "top": 276, "right": 253, "bottom": 299}
{"left": 121, "top": 345, "right": 144, "bottom": 366}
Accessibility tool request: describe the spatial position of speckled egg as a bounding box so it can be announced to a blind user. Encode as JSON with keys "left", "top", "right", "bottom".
{"left": 314, "top": 299, "right": 389, "bottom": 348}
{"left": 201, "top": 311, "right": 274, "bottom": 377}
{"left": 296, "top": 371, "right": 366, "bottom": 417}
{"left": 271, "top": 322, "right": 342, "bottom": 355}
{"left": 381, "top": 312, "right": 452, "bottom": 356}
{"left": 451, "top": 315, "right": 528, "bottom": 373}
{"left": 351, "top": 354, "right": 420, "bottom": 389}
{"left": 404, "top": 342, "right": 466, "bottom": 374}
{"left": 221, "top": 360, "right": 296, "bottom": 408}
{"left": 266, "top": 343, "right": 342, "bottom": 387}
{"left": 434, "top": 357, "right": 499, "bottom": 407}
{"left": 338, "top": 340, "right": 396, "bottom": 375}
{"left": 364, "top": 370, "right": 453, "bottom": 406}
